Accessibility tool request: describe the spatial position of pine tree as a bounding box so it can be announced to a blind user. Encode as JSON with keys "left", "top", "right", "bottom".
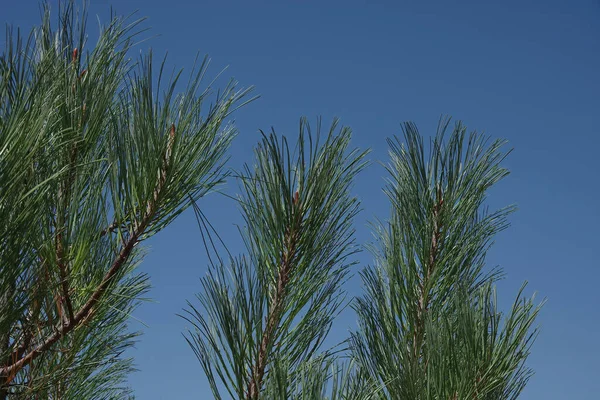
{"left": 183, "top": 118, "right": 369, "bottom": 399}
{"left": 0, "top": 2, "right": 250, "bottom": 397}
{"left": 349, "top": 118, "right": 544, "bottom": 399}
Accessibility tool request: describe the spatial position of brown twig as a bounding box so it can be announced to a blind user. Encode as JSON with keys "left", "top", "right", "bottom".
{"left": 413, "top": 185, "right": 443, "bottom": 361}
{"left": 55, "top": 120, "right": 82, "bottom": 326}
{"left": 56, "top": 230, "right": 75, "bottom": 325}
{"left": 246, "top": 191, "right": 301, "bottom": 400}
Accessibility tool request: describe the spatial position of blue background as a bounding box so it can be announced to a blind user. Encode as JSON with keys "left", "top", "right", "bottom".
{"left": 4, "top": 1, "right": 600, "bottom": 398}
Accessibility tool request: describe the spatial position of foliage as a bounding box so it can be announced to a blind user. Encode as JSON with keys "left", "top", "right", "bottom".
{"left": 350, "top": 118, "right": 544, "bottom": 400}
{"left": 0, "top": 2, "right": 250, "bottom": 397}
{"left": 0, "top": 1, "right": 543, "bottom": 399}
{"left": 183, "top": 118, "right": 369, "bottom": 399}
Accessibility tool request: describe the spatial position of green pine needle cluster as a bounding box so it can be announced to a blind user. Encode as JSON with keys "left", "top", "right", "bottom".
{"left": 183, "top": 118, "right": 369, "bottom": 400}
{"left": 0, "top": 2, "right": 250, "bottom": 397}
{"left": 349, "top": 119, "right": 544, "bottom": 400}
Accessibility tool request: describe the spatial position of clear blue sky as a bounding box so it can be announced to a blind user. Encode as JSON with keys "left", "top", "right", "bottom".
{"left": 4, "top": 1, "right": 600, "bottom": 398}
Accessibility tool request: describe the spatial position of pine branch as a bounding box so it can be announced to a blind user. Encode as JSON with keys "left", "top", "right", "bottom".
{"left": 414, "top": 185, "right": 443, "bottom": 361}
{"left": 247, "top": 199, "right": 301, "bottom": 399}
{"left": 0, "top": 122, "right": 175, "bottom": 385}
{"left": 184, "top": 118, "right": 368, "bottom": 399}
{"left": 56, "top": 230, "right": 75, "bottom": 325}
{"left": 2, "top": 209, "right": 135, "bottom": 384}
{"left": 0, "top": 6, "right": 249, "bottom": 392}
{"left": 350, "top": 117, "right": 543, "bottom": 399}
